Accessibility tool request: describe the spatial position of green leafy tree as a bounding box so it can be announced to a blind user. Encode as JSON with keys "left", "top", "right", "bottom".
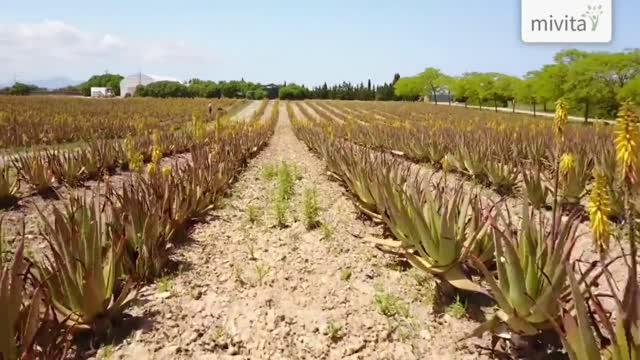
{"left": 563, "top": 55, "right": 609, "bottom": 122}
{"left": 453, "top": 73, "right": 483, "bottom": 108}
{"left": 393, "top": 76, "right": 423, "bottom": 100}
{"left": 135, "top": 81, "right": 194, "bottom": 98}
{"left": 2, "top": 82, "right": 41, "bottom": 95}
{"left": 79, "top": 73, "right": 124, "bottom": 96}
{"left": 417, "top": 67, "right": 446, "bottom": 104}
{"left": 619, "top": 76, "right": 640, "bottom": 104}
{"left": 450, "top": 76, "right": 470, "bottom": 106}
{"left": 495, "top": 75, "right": 521, "bottom": 112}
{"left": 279, "top": 84, "right": 308, "bottom": 100}
{"left": 515, "top": 75, "right": 539, "bottom": 116}
{"left": 531, "top": 64, "right": 567, "bottom": 111}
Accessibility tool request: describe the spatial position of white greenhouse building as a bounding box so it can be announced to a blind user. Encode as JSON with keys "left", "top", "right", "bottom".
{"left": 119, "top": 73, "right": 181, "bottom": 97}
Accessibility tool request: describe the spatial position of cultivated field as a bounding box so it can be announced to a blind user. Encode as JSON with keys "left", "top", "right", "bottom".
{"left": 1, "top": 97, "right": 639, "bottom": 359}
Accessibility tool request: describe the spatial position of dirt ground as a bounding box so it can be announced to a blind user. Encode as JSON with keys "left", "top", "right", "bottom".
{"left": 232, "top": 100, "right": 262, "bottom": 122}
{"left": 106, "top": 102, "right": 490, "bottom": 360}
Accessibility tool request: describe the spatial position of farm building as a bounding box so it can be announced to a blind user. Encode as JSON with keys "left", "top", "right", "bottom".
{"left": 119, "top": 73, "right": 181, "bottom": 97}
{"left": 90, "top": 87, "right": 114, "bottom": 98}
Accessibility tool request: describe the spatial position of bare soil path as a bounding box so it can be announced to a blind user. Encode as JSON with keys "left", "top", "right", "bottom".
{"left": 232, "top": 100, "right": 262, "bottom": 122}
{"left": 109, "top": 103, "right": 487, "bottom": 360}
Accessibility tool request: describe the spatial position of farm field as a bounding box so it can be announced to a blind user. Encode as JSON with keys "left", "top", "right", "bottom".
{"left": 2, "top": 97, "right": 639, "bottom": 360}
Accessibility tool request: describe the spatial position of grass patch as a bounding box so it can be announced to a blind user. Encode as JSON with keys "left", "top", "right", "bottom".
{"left": 254, "top": 262, "right": 271, "bottom": 285}
{"left": 262, "top": 163, "right": 277, "bottom": 180}
{"left": 446, "top": 295, "right": 468, "bottom": 319}
{"left": 157, "top": 275, "right": 173, "bottom": 294}
{"left": 325, "top": 320, "right": 345, "bottom": 342}
{"left": 320, "top": 223, "right": 333, "bottom": 241}
{"left": 374, "top": 288, "right": 409, "bottom": 318}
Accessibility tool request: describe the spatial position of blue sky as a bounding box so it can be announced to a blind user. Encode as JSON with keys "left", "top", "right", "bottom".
{"left": 0, "top": 0, "right": 638, "bottom": 87}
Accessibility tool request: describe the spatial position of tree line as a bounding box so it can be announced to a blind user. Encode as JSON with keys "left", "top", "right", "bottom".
{"left": 133, "top": 79, "right": 274, "bottom": 99}
{"left": 394, "top": 49, "right": 640, "bottom": 121}
{"left": 278, "top": 74, "right": 400, "bottom": 101}
{"left": 0, "top": 83, "right": 46, "bottom": 95}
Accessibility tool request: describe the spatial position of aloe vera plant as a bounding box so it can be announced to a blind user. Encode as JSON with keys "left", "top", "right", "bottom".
{"left": 0, "top": 165, "right": 19, "bottom": 208}
{"left": 485, "top": 161, "right": 519, "bottom": 196}
{"left": 459, "top": 146, "right": 488, "bottom": 184}
{"left": 551, "top": 259, "right": 639, "bottom": 360}
{"left": 325, "top": 143, "right": 384, "bottom": 221}
{"left": 0, "top": 240, "right": 45, "bottom": 360}
{"left": 49, "top": 151, "right": 87, "bottom": 187}
{"left": 34, "top": 193, "right": 137, "bottom": 333}
{"left": 557, "top": 153, "right": 593, "bottom": 208}
{"left": 13, "top": 153, "right": 56, "bottom": 196}
{"left": 521, "top": 166, "right": 549, "bottom": 209}
{"left": 111, "top": 178, "right": 173, "bottom": 282}
{"left": 468, "top": 204, "right": 581, "bottom": 352}
{"left": 376, "top": 167, "right": 489, "bottom": 294}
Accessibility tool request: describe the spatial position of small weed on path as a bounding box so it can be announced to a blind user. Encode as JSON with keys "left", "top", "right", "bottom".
{"left": 262, "top": 163, "right": 277, "bottom": 180}
{"left": 157, "top": 275, "right": 174, "bottom": 294}
{"left": 276, "top": 161, "right": 295, "bottom": 200}
{"left": 254, "top": 262, "right": 271, "bottom": 285}
{"left": 320, "top": 222, "right": 333, "bottom": 240}
{"left": 445, "top": 295, "right": 468, "bottom": 319}
{"left": 270, "top": 161, "right": 297, "bottom": 228}
{"left": 274, "top": 197, "right": 288, "bottom": 228}
{"left": 324, "top": 320, "right": 345, "bottom": 342}
{"left": 302, "top": 186, "right": 321, "bottom": 229}
{"left": 374, "top": 287, "right": 409, "bottom": 318}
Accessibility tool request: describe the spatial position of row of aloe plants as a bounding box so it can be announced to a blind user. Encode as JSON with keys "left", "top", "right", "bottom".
{"left": 0, "top": 97, "right": 243, "bottom": 149}
{"left": 290, "top": 100, "right": 639, "bottom": 359}
{"left": 0, "top": 100, "right": 263, "bottom": 209}
{"left": 0, "top": 106, "right": 277, "bottom": 359}
{"left": 307, "top": 100, "right": 628, "bottom": 218}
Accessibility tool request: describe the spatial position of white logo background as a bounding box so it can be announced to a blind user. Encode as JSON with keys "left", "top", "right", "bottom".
{"left": 522, "top": 0, "right": 612, "bottom": 43}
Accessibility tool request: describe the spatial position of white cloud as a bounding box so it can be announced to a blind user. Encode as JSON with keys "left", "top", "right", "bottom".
{"left": 0, "top": 20, "right": 214, "bottom": 81}
{"left": 0, "top": 20, "right": 125, "bottom": 60}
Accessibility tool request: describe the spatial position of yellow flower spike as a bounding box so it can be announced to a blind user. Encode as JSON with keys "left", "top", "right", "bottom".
{"left": 128, "top": 151, "right": 144, "bottom": 172}
{"left": 554, "top": 99, "right": 569, "bottom": 142}
{"left": 161, "top": 165, "right": 172, "bottom": 177}
{"left": 441, "top": 156, "right": 450, "bottom": 173}
{"left": 587, "top": 170, "right": 611, "bottom": 254}
{"left": 147, "top": 162, "right": 157, "bottom": 175}
{"left": 559, "top": 152, "right": 575, "bottom": 177}
{"left": 614, "top": 100, "right": 640, "bottom": 186}
{"left": 151, "top": 146, "right": 162, "bottom": 164}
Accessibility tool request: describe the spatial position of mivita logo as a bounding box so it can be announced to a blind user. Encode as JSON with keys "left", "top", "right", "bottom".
{"left": 531, "top": 4, "right": 604, "bottom": 32}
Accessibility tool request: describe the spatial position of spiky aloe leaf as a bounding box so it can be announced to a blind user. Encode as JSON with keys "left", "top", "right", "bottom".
{"left": 0, "top": 240, "right": 25, "bottom": 360}
{"left": 0, "top": 165, "right": 19, "bottom": 208}
{"left": 34, "top": 193, "right": 136, "bottom": 332}
{"left": 559, "top": 269, "right": 601, "bottom": 360}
